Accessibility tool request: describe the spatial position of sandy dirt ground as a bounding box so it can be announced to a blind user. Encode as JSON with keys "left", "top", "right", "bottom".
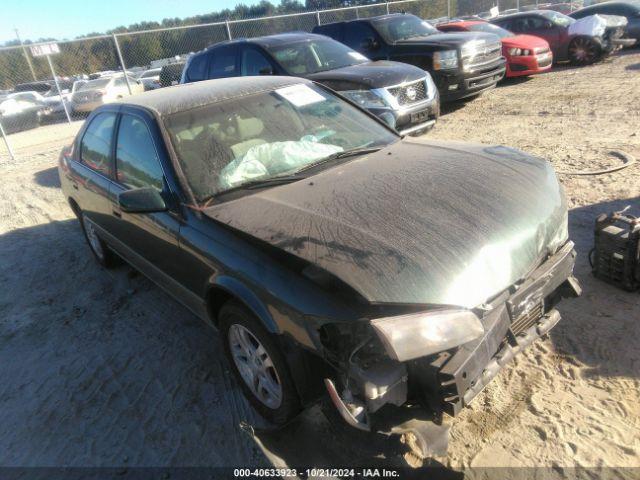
{"left": 0, "top": 51, "right": 639, "bottom": 473}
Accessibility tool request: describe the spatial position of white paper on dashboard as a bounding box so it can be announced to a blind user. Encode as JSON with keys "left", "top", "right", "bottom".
{"left": 276, "top": 84, "right": 326, "bottom": 107}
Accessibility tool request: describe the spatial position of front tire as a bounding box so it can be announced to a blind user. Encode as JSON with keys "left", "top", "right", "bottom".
{"left": 220, "top": 301, "right": 300, "bottom": 424}
{"left": 569, "top": 37, "right": 600, "bottom": 66}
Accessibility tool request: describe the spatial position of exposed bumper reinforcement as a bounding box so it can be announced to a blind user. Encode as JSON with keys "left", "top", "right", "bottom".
{"left": 462, "top": 308, "right": 560, "bottom": 405}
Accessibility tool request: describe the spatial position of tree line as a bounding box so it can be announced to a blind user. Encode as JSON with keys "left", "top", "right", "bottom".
{"left": 0, "top": 0, "right": 457, "bottom": 89}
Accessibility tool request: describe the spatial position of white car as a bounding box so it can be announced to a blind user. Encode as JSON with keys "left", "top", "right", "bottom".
{"left": 137, "top": 68, "right": 162, "bottom": 90}
{"left": 71, "top": 75, "right": 144, "bottom": 113}
{"left": 0, "top": 94, "right": 41, "bottom": 133}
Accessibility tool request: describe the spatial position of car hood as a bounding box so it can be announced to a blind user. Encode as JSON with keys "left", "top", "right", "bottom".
{"left": 305, "top": 61, "right": 426, "bottom": 89}
{"left": 395, "top": 31, "right": 499, "bottom": 48}
{"left": 203, "top": 139, "right": 568, "bottom": 308}
{"left": 502, "top": 34, "right": 550, "bottom": 49}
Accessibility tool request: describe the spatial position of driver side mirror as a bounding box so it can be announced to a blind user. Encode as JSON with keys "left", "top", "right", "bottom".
{"left": 118, "top": 187, "right": 167, "bottom": 214}
{"left": 361, "top": 37, "right": 380, "bottom": 51}
{"left": 258, "top": 66, "right": 274, "bottom": 75}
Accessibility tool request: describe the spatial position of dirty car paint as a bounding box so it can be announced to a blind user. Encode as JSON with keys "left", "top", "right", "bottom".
{"left": 204, "top": 139, "right": 568, "bottom": 309}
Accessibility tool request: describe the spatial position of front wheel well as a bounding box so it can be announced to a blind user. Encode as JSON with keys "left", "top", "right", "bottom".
{"left": 205, "top": 287, "right": 235, "bottom": 326}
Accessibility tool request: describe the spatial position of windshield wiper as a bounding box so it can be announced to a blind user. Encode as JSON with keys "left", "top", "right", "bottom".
{"left": 294, "top": 146, "right": 382, "bottom": 174}
{"left": 200, "top": 174, "right": 304, "bottom": 206}
{"left": 200, "top": 146, "right": 382, "bottom": 206}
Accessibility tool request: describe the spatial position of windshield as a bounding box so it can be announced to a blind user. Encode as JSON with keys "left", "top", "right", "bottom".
{"left": 141, "top": 69, "right": 161, "bottom": 78}
{"left": 8, "top": 92, "right": 41, "bottom": 103}
{"left": 467, "top": 22, "right": 514, "bottom": 38}
{"left": 72, "top": 81, "right": 87, "bottom": 93}
{"left": 541, "top": 10, "right": 575, "bottom": 26}
{"left": 164, "top": 83, "right": 398, "bottom": 201}
{"left": 78, "top": 79, "right": 110, "bottom": 91}
{"left": 373, "top": 15, "right": 439, "bottom": 42}
{"left": 266, "top": 39, "right": 369, "bottom": 75}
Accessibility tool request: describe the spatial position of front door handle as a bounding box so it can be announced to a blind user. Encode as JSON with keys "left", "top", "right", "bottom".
{"left": 112, "top": 210, "right": 122, "bottom": 218}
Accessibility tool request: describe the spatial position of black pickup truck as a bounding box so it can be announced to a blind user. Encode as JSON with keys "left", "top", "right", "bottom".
{"left": 313, "top": 13, "right": 507, "bottom": 102}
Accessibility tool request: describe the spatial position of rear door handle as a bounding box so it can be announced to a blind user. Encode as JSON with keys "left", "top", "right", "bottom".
{"left": 112, "top": 210, "right": 122, "bottom": 218}
{"left": 72, "top": 183, "right": 78, "bottom": 190}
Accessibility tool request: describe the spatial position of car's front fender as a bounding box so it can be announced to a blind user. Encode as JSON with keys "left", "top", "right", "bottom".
{"left": 210, "top": 275, "right": 280, "bottom": 334}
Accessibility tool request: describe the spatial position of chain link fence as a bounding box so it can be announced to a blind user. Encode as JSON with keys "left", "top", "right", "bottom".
{"left": 0, "top": 0, "right": 585, "bottom": 162}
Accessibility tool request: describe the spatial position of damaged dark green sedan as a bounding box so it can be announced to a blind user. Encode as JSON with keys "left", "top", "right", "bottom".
{"left": 58, "top": 76, "right": 580, "bottom": 458}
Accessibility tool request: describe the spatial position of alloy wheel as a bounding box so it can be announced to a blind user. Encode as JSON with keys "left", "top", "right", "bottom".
{"left": 82, "top": 215, "right": 105, "bottom": 261}
{"left": 228, "top": 323, "right": 283, "bottom": 409}
{"left": 569, "top": 38, "right": 597, "bottom": 64}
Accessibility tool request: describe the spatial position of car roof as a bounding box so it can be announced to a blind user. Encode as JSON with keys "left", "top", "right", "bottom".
{"left": 318, "top": 13, "right": 416, "bottom": 25}
{"left": 576, "top": 0, "right": 639, "bottom": 9}
{"left": 117, "top": 75, "right": 307, "bottom": 117}
{"left": 438, "top": 19, "right": 485, "bottom": 26}
{"left": 203, "top": 32, "right": 329, "bottom": 50}
{"left": 494, "top": 10, "right": 555, "bottom": 19}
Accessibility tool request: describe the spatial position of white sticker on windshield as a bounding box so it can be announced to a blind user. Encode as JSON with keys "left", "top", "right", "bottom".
{"left": 348, "top": 51, "right": 368, "bottom": 61}
{"left": 276, "top": 84, "right": 326, "bottom": 107}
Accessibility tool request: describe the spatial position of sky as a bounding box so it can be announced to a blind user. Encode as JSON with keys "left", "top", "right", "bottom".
{"left": 1, "top": 0, "right": 260, "bottom": 44}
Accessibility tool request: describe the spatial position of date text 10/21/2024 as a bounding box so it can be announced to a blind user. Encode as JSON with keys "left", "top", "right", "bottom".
{"left": 233, "top": 468, "right": 401, "bottom": 477}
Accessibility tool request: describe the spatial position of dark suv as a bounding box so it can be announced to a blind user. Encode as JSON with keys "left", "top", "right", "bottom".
{"left": 181, "top": 33, "right": 439, "bottom": 135}
{"left": 313, "top": 13, "right": 507, "bottom": 102}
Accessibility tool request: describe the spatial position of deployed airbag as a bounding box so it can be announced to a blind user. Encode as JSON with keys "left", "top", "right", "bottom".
{"left": 219, "top": 140, "right": 343, "bottom": 189}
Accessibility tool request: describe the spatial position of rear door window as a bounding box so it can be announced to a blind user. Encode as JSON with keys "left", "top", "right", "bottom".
{"left": 343, "top": 23, "right": 377, "bottom": 50}
{"left": 115, "top": 114, "right": 164, "bottom": 190}
{"left": 602, "top": 4, "right": 634, "bottom": 15}
{"left": 80, "top": 112, "right": 117, "bottom": 176}
{"left": 314, "top": 23, "right": 343, "bottom": 40}
{"left": 508, "top": 17, "right": 529, "bottom": 33}
{"left": 240, "top": 47, "right": 274, "bottom": 76}
{"left": 185, "top": 53, "right": 208, "bottom": 82}
{"left": 207, "top": 46, "right": 238, "bottom": 78}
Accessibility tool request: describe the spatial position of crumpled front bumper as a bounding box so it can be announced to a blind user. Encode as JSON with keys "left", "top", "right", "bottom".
{"left": 325, "top": 241, "right": 580, "bottom": 433}
{"left": 415, "top": 240, "right": 581, "bottom": 416}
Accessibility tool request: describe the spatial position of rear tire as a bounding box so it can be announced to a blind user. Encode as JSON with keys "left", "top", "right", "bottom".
{"left": 79, "top": 211, "right": 118, "bottom": 268}
{"left": 569, "top": 37, "right": 600, "bottom": 66}
{"left": 220, "top": 301, "right": 300, "bottom": 424}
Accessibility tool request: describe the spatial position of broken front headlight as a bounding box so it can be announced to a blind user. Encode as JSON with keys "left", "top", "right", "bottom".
{"left": 370, "top": 309, "right": 484, "bottom": 362}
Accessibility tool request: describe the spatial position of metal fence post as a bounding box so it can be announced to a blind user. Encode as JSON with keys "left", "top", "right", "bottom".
{"left": 356, "top": 6, "right": 359, "bottom": 18}
{"left": 316, "top": 10, "right": 321, "bottom": 26}
{"left": 15, "top": 28, "right": 37, "bottom": 82}
{"left": 226, "top": 20, "right": 233, "bottom": 40}
{"left": 386, "top": 2, "right": 390, "bottom": 14}
{"left": 0, "top": 119, "right": 16, "bottom": 162}
{"left": 447, "top": 0, "right": 451, "bottom": 18}
{"left": 112, "top": 34, "right": 133, "bottom": 95}
{"left": 45, "top": 54, "right": 72, "bottom": 124}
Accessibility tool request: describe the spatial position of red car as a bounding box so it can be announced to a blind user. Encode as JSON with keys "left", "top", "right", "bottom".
{"left": 437, "top": 20, "right": 553, "bottom": 77}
